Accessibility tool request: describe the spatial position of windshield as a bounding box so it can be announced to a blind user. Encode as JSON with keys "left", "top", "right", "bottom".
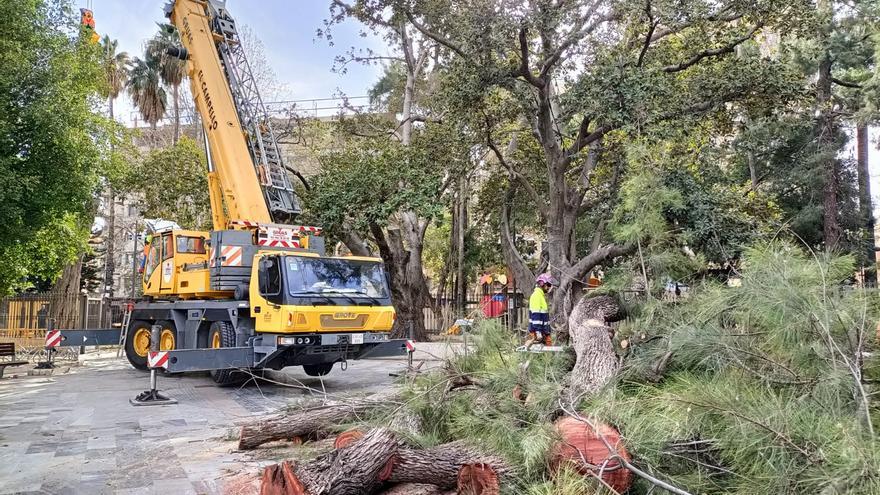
{"left": 285, "top": 256, "right": 390, "bottom": 300}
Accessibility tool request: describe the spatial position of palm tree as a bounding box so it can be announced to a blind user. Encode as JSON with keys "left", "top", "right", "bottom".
{"left": 100, "top": 35, "right": 129, "bottom": 299}
{"left": 101, "top": 35, "right": 129, "bottom": 121}
{"left": 127, "top": 54, "right": 167, "bottom": 130}
{"left": 147, "top": 23, "right": 187, "bottom": 144}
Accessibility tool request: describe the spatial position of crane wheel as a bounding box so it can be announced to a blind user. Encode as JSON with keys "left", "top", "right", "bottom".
{"left": 208, "top": 321, "right": 243, "bottom": 386}
{"left": 124, "top": 320, "right": 152, "bottom": 371}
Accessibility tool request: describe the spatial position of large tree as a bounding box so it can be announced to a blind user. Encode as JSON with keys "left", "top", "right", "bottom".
{"left": 312, "top": 3, "right": 464, "bottom": 340}
{"left": 384, "top": 0, "right": 810, "bottom": 339}
{"left": 127, "top": 54, "right": 167, "bottom": 129}
{"left": 122, "top": 137, "right": 211, "bottom": 231}
{"left": 99, "top": 35, "right": 129, "bottom": 298}
{"left": 0, "top": 1, "right": 108, "bottom": 294}
{"left": 147, "top": 23, "right": 187, "bottom": 144}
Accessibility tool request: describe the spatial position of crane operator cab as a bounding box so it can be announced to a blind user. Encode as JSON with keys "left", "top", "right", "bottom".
{"left": 250, "top": 254, "right": 395, "bottom": 334}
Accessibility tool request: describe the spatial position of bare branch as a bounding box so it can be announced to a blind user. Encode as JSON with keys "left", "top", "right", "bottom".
{"left": 831, "top": 77, "right": 862, "bottom": 89}
{"left": 637, "top": 0, "right": 658, "bottom": 67}
{"left": 515, "top": 27, "right": 545, "bottom": 88}
{"left": 663, "top": 24, "right": 762, "bottom": 73}
{"left": 487, "top": 137, "right": 547, "bottom": 218}
{"left": 572, "top": 242, "right": 633, "bottom": 280}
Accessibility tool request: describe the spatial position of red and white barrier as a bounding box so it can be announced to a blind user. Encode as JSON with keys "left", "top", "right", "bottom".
{"left": 148, "top": 351, "right": 169, "bottom": 369}
{"left": 45, "top": 330, "right": 62, "bottom": 348}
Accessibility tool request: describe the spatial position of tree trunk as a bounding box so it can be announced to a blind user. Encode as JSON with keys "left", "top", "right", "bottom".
{"left": 500, "top": 187, "right": 535, "bottom": 295}
{"left": 238, "top": 398, "right": 395, "bottom": 450}
{"left": 50, "top": 257, "right": 83, "bottom": 328}
{"left": 455, "top": 176, "right": 468, "bottom": 313}
{"left": 173, "top": 83, "right": 180, "bottom": 145}
{"left": 104, "top": 185, "right": 115, "bottom": 299}
{"left": 857, "top": 124, "right": 875, "bottom": 278}
{"left": 104, "top": 96, "right": 117, "bottom": 299}
{"left": 566, "top": 295, "right": 622, "bottom": 398}
{"left": 260, "top": 429, "right": 399, "bottom": 495}
{"left": 371, "top": 222, "right": 430, "bottom": 341}
{"left": 379, "top": 484, "right": 449, "bottom": 495}
{"left": 387, "top": 441, "right": 509, "bottom": 490}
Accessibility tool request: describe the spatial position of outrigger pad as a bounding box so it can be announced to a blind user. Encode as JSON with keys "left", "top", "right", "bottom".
{"left": 129, "top": 389, "right": 178, "bottom": 407}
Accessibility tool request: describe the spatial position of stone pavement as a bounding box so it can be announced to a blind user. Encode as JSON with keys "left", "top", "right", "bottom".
{"left": 0, "top": 351, "right": 437, "bottom": 495}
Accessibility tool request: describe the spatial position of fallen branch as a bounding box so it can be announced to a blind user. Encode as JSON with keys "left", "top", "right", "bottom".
{"left": 240, "top": 396, "right": 397, "bottom": 450}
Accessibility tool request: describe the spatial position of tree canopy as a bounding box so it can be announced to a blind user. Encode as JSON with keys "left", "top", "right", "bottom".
{"left": 0, "top": 1, "right": 111, "bottom": 294}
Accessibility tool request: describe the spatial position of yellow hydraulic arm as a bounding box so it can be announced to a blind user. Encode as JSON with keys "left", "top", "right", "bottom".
{"left": 166, "top": 0, "right": 301, "bottom": 230}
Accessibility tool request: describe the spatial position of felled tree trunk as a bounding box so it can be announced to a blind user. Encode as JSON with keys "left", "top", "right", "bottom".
{"left": 388, "top": 441, "right": 509, "bottom": 490}
{"left": 261, "top": 429, "right": 399, "bottom": 495}
{"left": 239, "top": 398, "right": 394, "bottom": 450}
{"left": 567, "top": 295, "right": 623, "bottom": 398}
{"left": 378, "top": 484, "right": 448, "bottom": 495}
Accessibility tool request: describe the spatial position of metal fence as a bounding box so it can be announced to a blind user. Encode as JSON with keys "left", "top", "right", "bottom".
{"left": 423, "top": 286, "right": 529, "bottom": 337}
{"left": 0, "top": 292, "right": 129, "bottom": 359}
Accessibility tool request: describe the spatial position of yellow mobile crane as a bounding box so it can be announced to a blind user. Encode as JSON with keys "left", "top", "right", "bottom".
{"left": 57, "top": 0, "right": 406, "bottom": 385}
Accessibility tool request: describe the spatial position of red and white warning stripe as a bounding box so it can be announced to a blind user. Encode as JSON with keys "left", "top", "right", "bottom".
{"left": 220, "top": 246, "right": 243, "bottom": 266}
{"left": 148, "top": 351, "right": 169, "bottom": 369}
{"left": 209, "top": 245, "right": 216, "bottom": 267}
{"left": 45, "top": 330, "right": 62, "bottom": 348}
{"left": 256, "top": 237, "right": 301, "bottom": 248}
{"left": 405, "top": 340, "right": 416, "bottom": 352}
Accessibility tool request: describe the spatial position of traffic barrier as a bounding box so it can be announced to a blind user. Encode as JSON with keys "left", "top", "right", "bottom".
{"left": 130, "top": 325, "right": 177, "bottom": 406}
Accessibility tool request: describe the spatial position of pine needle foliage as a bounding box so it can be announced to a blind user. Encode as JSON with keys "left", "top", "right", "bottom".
{"left": 588, "top": 242, "right": 880, "bottom": 494}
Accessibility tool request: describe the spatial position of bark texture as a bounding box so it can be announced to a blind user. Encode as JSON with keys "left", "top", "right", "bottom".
{"left": 261, "top": 429, "right": 399, "bottom": 495}
{"left": 378, "top": 484, "right": 448, "bottom": 495}
{"left": 388, "top": 441, "right": 509, "bottom": 490}
{"left": 239, "top": 398, "right": 393, "bottom": 450}
{"left": 567, "top": 295, "right": 623, "bottom": 397}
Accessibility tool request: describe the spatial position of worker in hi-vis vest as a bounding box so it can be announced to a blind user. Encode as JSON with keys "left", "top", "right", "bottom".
{"left": 529, "top": 273, "right": 556, "bottom": 345}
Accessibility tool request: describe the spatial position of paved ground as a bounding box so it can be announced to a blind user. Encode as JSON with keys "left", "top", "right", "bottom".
{"left": 0, "top": 347, "right": 454, "bottom": 495}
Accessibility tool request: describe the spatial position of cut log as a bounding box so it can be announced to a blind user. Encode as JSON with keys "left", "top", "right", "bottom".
{"left": 240, "top": 397, "right": 395, "bottom": 450}
{"left": 378, "top": 484, "right": 446, "bottom": 495}
{"left": 260, "top": 461, "right": 306, "bottom": 495}
{"left": 260, "top": 428, "right": 400, "bottom": 495}
{"left": 567, "top": 295, "right": 622, "bottom": 397}
{"left": 388, "top": 441, "right": 509, "bottom": 490}
{"left": 458, "top": 463, "right": 501, "bottom": 495}
{"left": 550, "top": 416, "right": 633, "bottom": 493}
{"left": 334, "top": 428, "right": 365, "bottom": 449}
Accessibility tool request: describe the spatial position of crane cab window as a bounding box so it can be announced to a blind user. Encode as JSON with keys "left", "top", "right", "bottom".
{"left": 176, "top": 236, "right": 207, "bottom": 254}
{"left": 258, "top": 257, "right": 282, "bottom": 297}
{"left": 162, "top": 234, "right": 174, "bottom": 261}
{"left": 145, "top": 236, "right": 161, "bottom": 278}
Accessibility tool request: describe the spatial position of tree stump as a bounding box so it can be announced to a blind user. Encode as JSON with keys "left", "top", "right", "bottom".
{"left": 260, "top": 428, "right": 400, "bottom": 495}
{"left": 388, "top": 441, "right": 509, "bottom": 490}
{"left": 240, "top": 397, "right": 394, "bottom": 450}
{"left": 550, "top": 416, "right": 633, "bottom": 493}
{"left": 567, "top": 295, "right": 623, "bottom": 397}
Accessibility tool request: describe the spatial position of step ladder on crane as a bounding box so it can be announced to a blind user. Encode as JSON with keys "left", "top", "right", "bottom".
{"left": 116, "top": 302, "right": 134, "bottom": 357}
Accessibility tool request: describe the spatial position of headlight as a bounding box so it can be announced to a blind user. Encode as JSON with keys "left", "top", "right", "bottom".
{"left": 278, "top": 336, "right": 296, "bottom": 345}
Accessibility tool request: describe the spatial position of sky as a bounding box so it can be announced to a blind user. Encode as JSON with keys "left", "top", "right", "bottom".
{"left": 87, "top": 0, "right": 384, "bottom": 123}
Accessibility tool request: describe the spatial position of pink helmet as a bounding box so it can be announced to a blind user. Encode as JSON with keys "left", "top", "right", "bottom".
{"left": 536, "top": 273, "right": 556, "bottom": 286}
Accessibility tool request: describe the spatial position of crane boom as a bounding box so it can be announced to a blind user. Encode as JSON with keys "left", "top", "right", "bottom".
{"left": 167, "top": 0, "right": 300, "bottom": 228}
